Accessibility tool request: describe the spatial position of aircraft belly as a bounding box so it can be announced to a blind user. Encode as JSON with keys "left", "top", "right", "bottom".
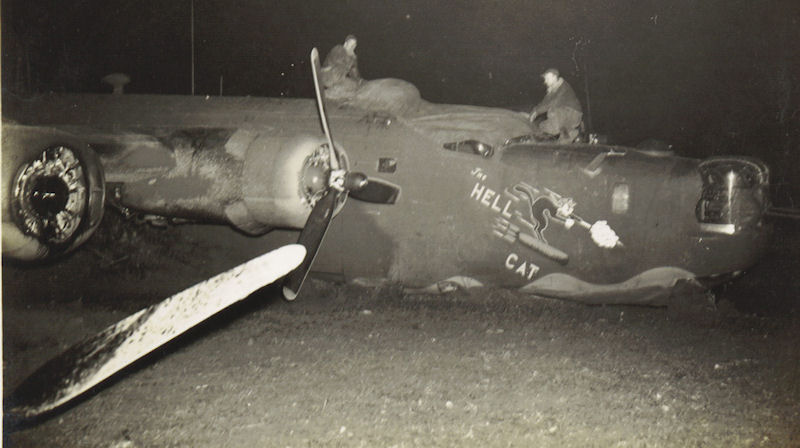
{"left": 519, "top": 267, "right": 698, "bottom": 305}
{"left": 686, "top": 228, "right": 771, "bottom": 276}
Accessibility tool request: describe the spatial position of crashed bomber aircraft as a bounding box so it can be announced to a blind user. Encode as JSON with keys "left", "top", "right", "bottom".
{"left": 3, "top": 60, "right": 771, "bottom": 306}
{"left": 1, "top": 48, "right": 775, "bottom": 419}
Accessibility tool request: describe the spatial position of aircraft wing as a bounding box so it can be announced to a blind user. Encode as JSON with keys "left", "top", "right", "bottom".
{"left": 2, "top": 53, "right": 409, "bottom": 264}
{"left": 2, "top": 95, "right": 335, "bottom": 261}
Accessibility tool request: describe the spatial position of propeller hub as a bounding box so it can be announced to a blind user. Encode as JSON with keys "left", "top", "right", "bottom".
{"left": 300, "top": 144, "right": 338, "bottom": 208}
{"left": 302, "top": 162, "right": 328, "bottom": 196}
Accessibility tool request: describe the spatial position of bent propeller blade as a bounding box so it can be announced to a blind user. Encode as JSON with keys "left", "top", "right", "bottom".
{"left": 7, "top": 244, "right": 306, "bottom": 420}
{"left": 283, "top": 190, "right": 338, "bottom": 300}
{"left": 282, "top": 48, "right": 400, "bottom": 301}
{"left": 281, "top": 48, "right": 343, "bottom": 301}
{"left": 310, "top": 47, "right": 338, "bottom": 170}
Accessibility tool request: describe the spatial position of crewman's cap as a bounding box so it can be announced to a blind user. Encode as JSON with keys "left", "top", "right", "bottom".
{"left": 345, "top": 34, "right": 357, "bottom": 43}
{"left": 541, "top": 68, "right": 560, "bottom": 78}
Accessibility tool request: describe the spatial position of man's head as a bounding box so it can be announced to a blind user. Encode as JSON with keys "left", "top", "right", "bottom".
{"left": 541, "top": 68, "right": 560, "bottom": 88}
{"left": 343, "top": 35, "right": 358, "bottom": 53}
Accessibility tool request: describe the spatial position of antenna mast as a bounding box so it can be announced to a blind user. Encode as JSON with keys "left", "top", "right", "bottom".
{"left": 191, "top": 0, "right": 195, "bottom": 95}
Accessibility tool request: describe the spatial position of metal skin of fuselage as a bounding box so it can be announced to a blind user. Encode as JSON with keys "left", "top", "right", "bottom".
{"left": 1, "top": 90, "right": 771, "bottom": 306}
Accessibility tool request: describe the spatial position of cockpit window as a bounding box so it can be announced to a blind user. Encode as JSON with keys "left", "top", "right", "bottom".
{"left": 442, "top": 140, "right": 494, "bottom": 158}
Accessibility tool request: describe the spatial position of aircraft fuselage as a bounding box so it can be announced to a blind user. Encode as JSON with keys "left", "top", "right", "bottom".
{"left": 2, "top": 93, "right": 771, "bottom": 305}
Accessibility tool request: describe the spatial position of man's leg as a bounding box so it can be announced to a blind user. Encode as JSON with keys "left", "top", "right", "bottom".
{"left": 555, "top": 108, "right": 583, "bottom": 143}
{"left": 537, "top": 116, "right": 561, "bottom": 140}
{"left": 561, "top": 127, "right": 580, "bottom": 143}
{"left": 324, "top": 77, "right": 360, "bottom": 101}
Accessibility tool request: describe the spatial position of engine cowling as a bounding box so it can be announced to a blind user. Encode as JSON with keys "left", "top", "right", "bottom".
{"left": 2, "top": 124, "right": 105, "bottom": 261}
{"left": 235, "top": 134, "right": 346, "bottom": 232}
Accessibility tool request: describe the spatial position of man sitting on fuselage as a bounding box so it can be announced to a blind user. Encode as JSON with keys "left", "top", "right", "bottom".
{"left": 529, "top": 68, "right": 583, "bottom": 144}
{"left": 321, "top": 35, "right": 363, "bottom": 100}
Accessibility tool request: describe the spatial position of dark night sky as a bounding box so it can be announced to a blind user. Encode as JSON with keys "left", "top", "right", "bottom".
{"left": 2, "top": 0, "right": 799, "bottom": 192}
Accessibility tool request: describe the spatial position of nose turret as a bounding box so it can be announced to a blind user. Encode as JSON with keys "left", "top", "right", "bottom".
{"left": 695, "top": 157, "right": 770, "bottom": 235}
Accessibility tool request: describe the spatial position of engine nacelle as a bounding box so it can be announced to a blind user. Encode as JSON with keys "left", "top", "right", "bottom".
{"left": 2, "top": 124, "right": 105, "bottom": 261}
{"left": 227, "top": 133, "right": 345, "bottom": 234}
{"left": 111, "top": 129, "right": 343, "bottom": 236}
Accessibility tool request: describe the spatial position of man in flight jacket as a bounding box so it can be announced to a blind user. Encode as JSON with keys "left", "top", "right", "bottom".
{"left": 530, "top": 68, "right": 583, "bottom": 143}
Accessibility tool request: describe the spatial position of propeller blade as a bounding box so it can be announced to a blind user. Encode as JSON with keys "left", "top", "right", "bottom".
{"left": 282, "top": 48, "right": 399, "bottom": 300}
{"left": 7, "top": 244, "right": 306, "bottom": 421}
{"left": 348, "top": 177, "right": 401, "bottom": 204}
{"left": 310, "top": 47, "right": 338, "bottom": 170}
{"left": 282, "top": 48, "right": 346, "bottom": 301}
{"left": 283, "top": 190, "right": 339, "bottom": 300}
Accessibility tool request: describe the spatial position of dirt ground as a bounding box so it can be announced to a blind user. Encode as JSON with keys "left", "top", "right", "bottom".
{"left": 3, "top": 216, "right": 799, "bottom": 447}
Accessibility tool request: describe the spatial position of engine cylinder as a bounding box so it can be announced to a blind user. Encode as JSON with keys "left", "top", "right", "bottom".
{"left": 2, "top": 125, "right": 105, "bottom": 261}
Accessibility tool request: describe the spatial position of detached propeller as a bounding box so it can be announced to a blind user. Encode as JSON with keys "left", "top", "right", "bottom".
{"left": 6, "top": 244, "right": 306, "bottom": 421}
{"left": 282, "top": 48, "right": 400, "bottom": 300}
